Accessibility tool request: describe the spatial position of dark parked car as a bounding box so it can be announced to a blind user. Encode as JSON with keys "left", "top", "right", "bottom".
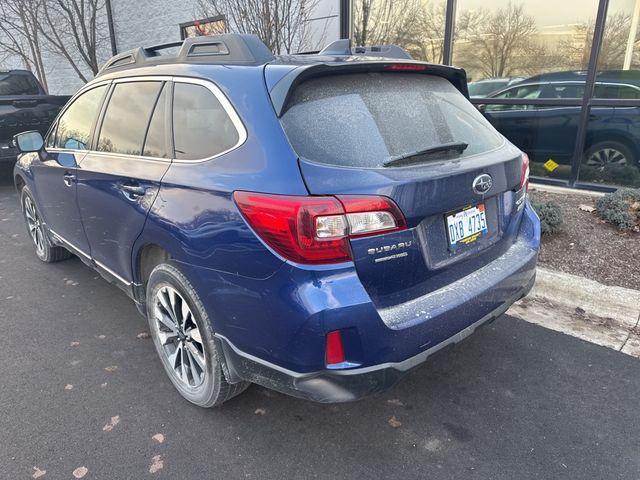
{"left": 481, "top": 71, "right": 640, "bottom": 170}
{"left": 0, "top": 70, "right": 69, "bottom": 164}
{"left": 12, "top": 35, "right": 539, "bottom": 407}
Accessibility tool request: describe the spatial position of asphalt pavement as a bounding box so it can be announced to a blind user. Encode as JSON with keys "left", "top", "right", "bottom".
{"left": 1, "top": 165, "right": 639, "bottom": 479}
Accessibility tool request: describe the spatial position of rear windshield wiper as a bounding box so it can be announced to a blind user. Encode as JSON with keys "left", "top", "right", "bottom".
{"left": 383, "top": 142, "right": 469, "bottom": 167}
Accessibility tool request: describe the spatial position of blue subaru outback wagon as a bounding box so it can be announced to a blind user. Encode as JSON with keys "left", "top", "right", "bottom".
{"left": 13, "top": 34, "right": 540, "bottom": 406}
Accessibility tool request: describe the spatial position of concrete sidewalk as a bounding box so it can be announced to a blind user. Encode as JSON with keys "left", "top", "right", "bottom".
{"left": 509, "top": 267, "right": 640, "bottom": 358}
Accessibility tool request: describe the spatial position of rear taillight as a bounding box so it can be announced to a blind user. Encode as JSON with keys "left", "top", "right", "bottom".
{"left": 233, "top": 192, "right": 407, "bottom": 264}
{"left": 520, "top": 153, "right": 530, "bottom": 191}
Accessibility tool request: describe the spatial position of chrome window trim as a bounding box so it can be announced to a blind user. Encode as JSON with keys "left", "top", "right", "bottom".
{"left": 46, "top": 75, "right": 247, "bottom": 164}
{"left": 93, "top": 258, "right": 131, "bottom": 286}
{"left": 48, "top": 228, "right": 132, "bottom": 286}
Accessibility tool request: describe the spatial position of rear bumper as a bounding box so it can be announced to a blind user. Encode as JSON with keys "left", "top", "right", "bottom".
{"left": 187, "top": 201, "right": 539, "bottom": 401}
{"left": 217, "top": 273, "right": 534, "bottom": 403}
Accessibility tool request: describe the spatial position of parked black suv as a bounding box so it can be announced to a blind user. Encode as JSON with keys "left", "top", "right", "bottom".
{"left": 0, "top": 70, "right": 69, "bottom": 164}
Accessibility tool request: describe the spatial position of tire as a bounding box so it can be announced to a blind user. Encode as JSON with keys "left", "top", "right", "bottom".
{"left": 146, "top": 262, "right": 249, "bottom": 407}
{"left": 584, "top": 141, "right": 636, "bottom": 169}
{"left": 20, "top": 187, "right": 72, "bottom": 263}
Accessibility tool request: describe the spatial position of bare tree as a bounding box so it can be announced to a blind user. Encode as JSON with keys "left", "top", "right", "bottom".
{"left": 414, "top": 1, "right": 447, "bottom": 63}
{"left": 0, "top": 0, "right": 49, "bottom": 91}
{"left": 456, "top": 2, "right": 537, "bottom": 78}
{"left": 37, "top": 0, "right": 109, "bottom": 82}
{"left": 561, "top": 11, "right": 640, "bottom": 70}
{"left": 197, "top": 0, "right": 321, "bottom": 54}
{"left": 353, "top": 0, "right": 424, "bottom": 50}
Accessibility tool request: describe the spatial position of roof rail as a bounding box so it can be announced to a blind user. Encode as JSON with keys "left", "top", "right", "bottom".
{"left": 97, "top": 33, "right": 275, "bottom": 77}
{"left": 319, "top": 39, "right": 412, "bottom": 60}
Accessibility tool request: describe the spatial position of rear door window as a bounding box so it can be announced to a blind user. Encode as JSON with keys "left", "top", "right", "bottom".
{"left": 172, "top": 82, "right": 240, "bottom": 160}
{"left": 97, "top": 81, "right": 163, "bottom": 155}
{"left": 280, "top": 73, "right": 503, "bottom": 169}
{"left": 595, "top": 83, "right": 640, "bottom": 99}
{"left": 0, "top": 73, "right": 40, "bottom": 95}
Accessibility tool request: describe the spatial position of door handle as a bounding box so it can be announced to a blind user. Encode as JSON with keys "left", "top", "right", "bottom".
{"left": 63, "top": 172, "right": 76, "bottom": 187}
{"left": 120, "top": 184, "right": 146, "bottom": 199}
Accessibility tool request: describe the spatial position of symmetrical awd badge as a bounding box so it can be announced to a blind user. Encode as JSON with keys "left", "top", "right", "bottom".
{"left": 472, "top": 174, "right": 493, "bottom": 195}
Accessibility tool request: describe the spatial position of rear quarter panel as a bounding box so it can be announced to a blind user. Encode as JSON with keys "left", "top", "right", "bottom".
{"left": 132, "top": 65, "right": 308, "bottom": 282}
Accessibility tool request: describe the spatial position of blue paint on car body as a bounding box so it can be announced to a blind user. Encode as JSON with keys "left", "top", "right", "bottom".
{"left": 13, "top": 34, "right": 539, "bottom": 403}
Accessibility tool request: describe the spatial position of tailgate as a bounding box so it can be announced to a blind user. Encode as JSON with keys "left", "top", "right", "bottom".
{"left": 279, "top": 70, "right": 526, "bottom": 308}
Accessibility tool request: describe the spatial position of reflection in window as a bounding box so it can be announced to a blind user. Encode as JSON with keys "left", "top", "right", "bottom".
{"left": 98, "top": 82, "right": 162, "bottom": 156}
{"left": 579, "top": 109, "right": 640, "bottom": 187}
{"left": 142, "top": 85, "right": 168, "bottom": 158}
{"left": 172, "top": 83, "right": 239, "bottom": 160}
{"left": 453, "top": 1, "right": 598, "bottom": 82}
{"left": 55, "top": 85, "right": 107, "bottom": 150}
{"left": 352, "top": 0, "right": 446, "bottom": 62}
{"left": 180, "top": 15, "right": 226, "bottom": 39}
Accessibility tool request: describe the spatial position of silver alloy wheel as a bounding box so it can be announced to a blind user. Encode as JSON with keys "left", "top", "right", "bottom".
{"left": 152, "top": 285, "right": 207, "bottom": 388}
{"left": 24, "top": 196, "right": 45, "bottom": 255}
{"left": 586, "top": 147, "right": 628, "bottom": 168}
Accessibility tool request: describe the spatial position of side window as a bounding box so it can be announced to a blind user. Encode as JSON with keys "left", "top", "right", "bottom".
{"left": 142, "top": 84, "right": 168, "bottom": 158}
{"left": 595, "top": 84, "right": 640, "bottom": 100}
{"left": 172, "top": 82, "right": 240, "bottom": 160}
{"left": 98, "top": 81, "right": 163, "bottom": 155}
{"left": 55, "top": 85, "right": 107, "bottom": 150}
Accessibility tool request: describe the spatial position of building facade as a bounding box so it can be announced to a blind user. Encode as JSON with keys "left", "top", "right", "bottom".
{"left": 40, "top": 0, "right": 344, "bottom": 95}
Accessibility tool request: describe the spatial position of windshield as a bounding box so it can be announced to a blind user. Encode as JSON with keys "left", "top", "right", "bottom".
{"left": 0, "top": 73, "right": 40, "bottom": 95}
{"left": 281, "top": 73, "right": 503, "bottom": 169}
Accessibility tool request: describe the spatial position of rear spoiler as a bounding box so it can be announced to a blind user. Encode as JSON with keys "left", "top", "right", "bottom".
{"left": 268, "top": 62, "right": 470, "bottom": 117}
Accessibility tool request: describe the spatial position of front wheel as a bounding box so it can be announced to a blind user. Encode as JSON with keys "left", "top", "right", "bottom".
{"left": 146, "top": 262, "right": 249, "bottom": 407}
{"left": 20, "top": 187, "right": 72, "bottom": 263}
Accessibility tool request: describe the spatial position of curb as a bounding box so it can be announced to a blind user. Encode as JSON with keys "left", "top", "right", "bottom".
{"left": 508, "top": 267, "right": 640, "bottom": 358}
{"left": 529, "top": 184, "right": 605, "bottom": 197}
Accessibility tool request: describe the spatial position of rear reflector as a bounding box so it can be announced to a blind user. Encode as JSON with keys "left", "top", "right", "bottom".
{"left": 325, "top": 330, "right": 346, "bottom": 365}
{"left": 233, "top": 192, "right": 407, "bottom": 264}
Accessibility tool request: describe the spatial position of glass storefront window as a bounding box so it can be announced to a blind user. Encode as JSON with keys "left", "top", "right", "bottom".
{"left": 480, "top": 102, "right": 576, "bottom": 181}
{"left": 577, "top": 106, "right": 640, "bottom": 187}
{"left": 349, "top": 0, "right": 640, "bottom": 189}
{"left": 351, "top": 0, "right": 446, "bottom": 62}
{"left": 452, "top": 0, "right": 600, "bottom": 84}
{"left": 576, "top": 0, "right": 640, "bottom": 186}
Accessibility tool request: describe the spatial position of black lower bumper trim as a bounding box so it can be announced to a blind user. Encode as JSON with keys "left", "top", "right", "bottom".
{"left": 217, "top": 275, "right": 535, "bottom": 403}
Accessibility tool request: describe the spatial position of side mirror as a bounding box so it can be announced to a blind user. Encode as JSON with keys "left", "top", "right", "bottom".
{"left": 14, "top": 131, "right": 44, "bottom": 153}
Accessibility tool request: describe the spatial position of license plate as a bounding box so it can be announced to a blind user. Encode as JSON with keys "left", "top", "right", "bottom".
{"left": 446, "top": 204, "right": 488, "bottom": 247}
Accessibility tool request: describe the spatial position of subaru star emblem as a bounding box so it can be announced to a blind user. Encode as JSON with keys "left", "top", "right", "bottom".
{"left": 472, "top": 174, "right": 493, "bottom": 195}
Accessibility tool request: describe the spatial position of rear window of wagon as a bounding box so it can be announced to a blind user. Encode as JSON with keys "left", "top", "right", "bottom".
{"left": 280, "top": 73, "right": 504, "bottom": 168}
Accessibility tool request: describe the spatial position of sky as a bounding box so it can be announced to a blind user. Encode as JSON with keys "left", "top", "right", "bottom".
{"left": 457, "top": 0, "right": 638, "bottom": 27}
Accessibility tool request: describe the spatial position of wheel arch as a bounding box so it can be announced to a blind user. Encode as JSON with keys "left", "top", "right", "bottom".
{"left": 135, "top": 243, "right": 172, "bottom": 288}
{"left": 129, "top": 241, "right": 175, "bottom": 312}
{"left": 14, "top": 173, "right": 26, "bottom": 194}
